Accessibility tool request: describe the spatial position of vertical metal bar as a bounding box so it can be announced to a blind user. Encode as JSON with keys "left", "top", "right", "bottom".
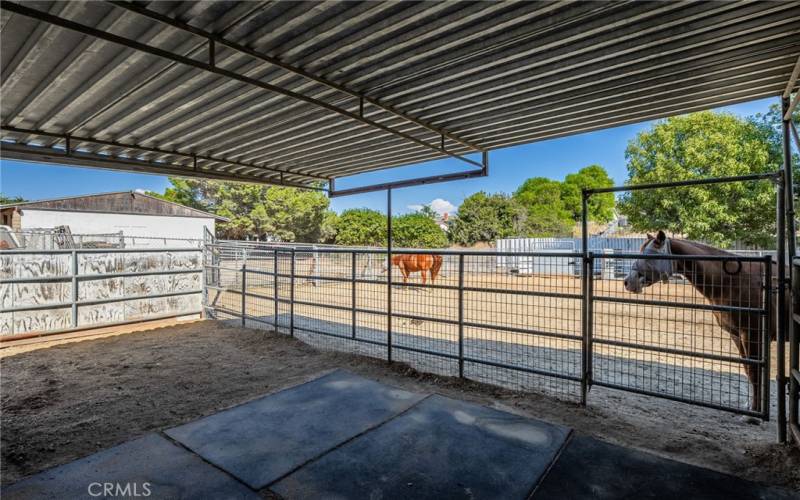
{"left": 387, "top": 187, "right": 393, "bottom": 363}
{"left": 352, "top": 251, "right": 357, "bottom": 339}
{"left": 764, "top": 255, "right": 773, "bottom": 420}
{"left": 580, "top": 191, "right": 590, "bottom": 405}
{"left": 290, "top": 249, "right": 295, "bottom": 337}
{"left": 201, "top": 242, "right": 207, "bottom": 319}
{"left": 783, "top": 95, "right": 798, "bottom": 439}
{"left": 458, "top": 253, "right": 465, "bottom": 378}
{"left": 241, "top": 252, "right": 247, "bottom": 327}
{"left": 273, "top": 250, "right": 279, "bottom": 330}
{"left": 792, "top": 257, "right": 799, "bottom": 432}
{"left": 587, "top": 251, "right": 594, "bottom": 393}
{"left": 777, "top": 170, "right": 787, "bottom": 442}
{"left": 71, "top": 250, "right": 78, "bottom": 329}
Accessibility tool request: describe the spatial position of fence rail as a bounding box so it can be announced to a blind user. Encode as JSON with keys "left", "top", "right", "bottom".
{"left": 1, "top": 247, "right": 203, "bottom": 338}
{"left": 204, "top": 242, "right": 773, "bottom": 419}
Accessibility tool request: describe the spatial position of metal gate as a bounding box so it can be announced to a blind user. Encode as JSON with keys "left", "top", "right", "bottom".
{"left": 586, "top": 252, "right": 772, "bottom": 418}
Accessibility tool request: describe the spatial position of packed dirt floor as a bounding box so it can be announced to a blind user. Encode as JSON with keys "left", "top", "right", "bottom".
{"left": 1, "top": 320, "right": 798, "bottom": 491}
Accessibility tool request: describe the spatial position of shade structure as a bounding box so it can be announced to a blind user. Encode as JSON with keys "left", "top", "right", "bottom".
{"left": 1, "top": 1, "right": 799, "bottom": 193}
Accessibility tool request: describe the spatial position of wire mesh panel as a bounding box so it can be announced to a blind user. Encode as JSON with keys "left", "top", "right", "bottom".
{"left": 202, "top": 240, "right": 777, "bottom": 418}
{"left": 590, "top": 253, "right": 772, "bottom": 417}
{"left": 462, "top": 253, "right": 583, "bottom": 400}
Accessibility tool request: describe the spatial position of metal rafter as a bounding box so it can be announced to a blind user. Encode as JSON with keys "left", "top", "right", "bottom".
{"left": 0, "top": 125, "right": 327, "bottom": 186}
{"left": 106, "top": 0, "right": 484, "bottom": 154}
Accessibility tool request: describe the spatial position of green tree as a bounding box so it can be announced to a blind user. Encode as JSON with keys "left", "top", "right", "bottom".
{"left": 149, "top": 177, "right": 331, "bottom": 241}
{"left": 618, "top": 111, "right": 781, "bottom": 247}
{"left": 560, "top": 165, "right": 616, "bottom": 222}
{"left": 449, "top": 192, "right": 525, "bottom": 245}
{"left": 0, "top": 194, "right": 26, "bottom": 205}
{"left": 319, "top": 211, "right": 339, "bottom": 244}
{"left": 334, "top": 208, "right": 387, "bottom": 246}
{"left": 513, "top": 177, "right": 573, "bottom": 236}
{"left": 146, "top": 178, "right": 213, "bottom": 212}
{"left": 392, "top": 213, "right": 448, "bottom": 248}
{"left": 415, "top": 204, "right": 438, "bottom": 219}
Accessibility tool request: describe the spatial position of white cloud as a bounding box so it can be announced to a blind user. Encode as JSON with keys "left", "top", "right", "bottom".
{"left": 430, "top": 198, "right": 455, "bottom": 215}
{"left": 134, "top": 188, "right": 147, "bottom": 194}
{"left": 407, "top": 198, "right": 455, "bottom": 216}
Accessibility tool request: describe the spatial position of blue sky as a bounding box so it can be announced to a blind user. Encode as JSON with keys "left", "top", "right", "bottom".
{"left": 0, "top": 97, "right": 778, "bottom": 215}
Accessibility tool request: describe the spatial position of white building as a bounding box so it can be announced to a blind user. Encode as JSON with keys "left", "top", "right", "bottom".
{"left": 0, "top": 191, "right": 226, "bottom": 243}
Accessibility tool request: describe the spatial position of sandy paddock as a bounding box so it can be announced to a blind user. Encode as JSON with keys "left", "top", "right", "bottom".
{"left": 1, "top": 321, "right": 797, "bottom": 491}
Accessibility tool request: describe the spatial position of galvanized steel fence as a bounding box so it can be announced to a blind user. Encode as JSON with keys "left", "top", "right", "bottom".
{"left": 204, "top": 242, "right": 773, "bottom": 419}
{"left": 1, "top": 247, "right": 203, "bottom": 338}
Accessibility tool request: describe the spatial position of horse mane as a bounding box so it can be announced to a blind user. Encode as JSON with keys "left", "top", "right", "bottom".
{"left": 669, "top": 238, "right": 737, "bottom": 256}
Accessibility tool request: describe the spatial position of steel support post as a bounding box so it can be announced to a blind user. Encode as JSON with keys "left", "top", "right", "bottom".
{"left": 783, "top": 95, "right": 799, "bottom": 441}
{"left": 241, "top": 253, "right": 247, "bottom": 328}
{"left": 777, "top": 170, "right": 787, "bottom": 442}
{"left": 580, "top": 191, "right": 590, "bottom": 405}
{"left": 387, "top": 188, "right": 393, "bottom": 363}
{"left": 764, "top": 256, "right": 773, "bottom": 420}
{"left": 352, "top": 251, "right": 357, "bottom": 340}
{"left": 274, "top": 250, "right": 279, "bottom": 330}
{"left": 290, "top": 249, "right": 295, "bottom": 337}
{"left": 458, "top": 253, "right": 465, "bottom": 378}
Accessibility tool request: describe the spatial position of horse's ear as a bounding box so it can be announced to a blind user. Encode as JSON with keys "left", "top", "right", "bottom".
{"left": 656, "top": 230, "right": 666, "bottom": 243}
{"left": 646, "top": 233, "right": 654, "bottom": 240}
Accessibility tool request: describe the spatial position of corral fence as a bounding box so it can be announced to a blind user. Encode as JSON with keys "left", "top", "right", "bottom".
{"left": 204, "top": 242, "right": 773, "bottom": 420}
{"left": 202, "top": 171, "right": 792, "bottom": 429}
{"left": 0, "top": 247, "right": 203, "bottom": 338}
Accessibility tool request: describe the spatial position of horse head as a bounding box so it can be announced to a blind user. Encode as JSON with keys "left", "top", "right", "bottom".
{"left": 623, "top": 230, "right": 674, "bottom": 293}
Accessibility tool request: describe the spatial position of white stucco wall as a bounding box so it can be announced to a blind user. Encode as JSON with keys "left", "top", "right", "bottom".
{"left": 20, "top": 209, "right": 214, "bottom": 242}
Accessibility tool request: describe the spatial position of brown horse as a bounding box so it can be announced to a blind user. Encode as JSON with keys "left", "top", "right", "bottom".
{"left": 383, "top": 254, "right": 443, "bottom": 285}
{"left": 624, "top": 230, "right": 779, "bottom": 413}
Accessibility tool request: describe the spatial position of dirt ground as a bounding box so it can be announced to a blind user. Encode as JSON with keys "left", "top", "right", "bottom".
{"left": 1, "top": 321, "right": 798, "bottom": 491}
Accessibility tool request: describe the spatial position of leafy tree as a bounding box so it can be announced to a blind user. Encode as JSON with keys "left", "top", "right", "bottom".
{"left": 617, "top": 111, "right": 782, "bottom": 247}
{"left": 319, "top": 210, "right": 339, "bottom": 244}
{"left": 334, "top": 208, "right": 387, "bottom": 246}
{"left": 146, "top": 178, "right": 213, "bottom": 212}
{"left": 392, "top": 213, "right": 448, "bottom": 248}
{"left": 449, "top": 192, "right": 526, "bottom": 245}
{"left": 149, "top": 177, "right": 331, "bottom": 241}
{"left": 513, "top": 177, "right": 573, "bottom": 236}
{"left": 560, "top": 165, "right": 616, "bottom": 222}
{"left": 0, "top": 194, "right": 26, "bottom": 205}
{"left": 415, "top": 204, "right": 438, "bottom": 219}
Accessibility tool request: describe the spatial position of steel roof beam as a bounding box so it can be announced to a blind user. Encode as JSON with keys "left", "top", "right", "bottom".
{"left": 1, "top": 142, "right": 323, "bottom": 189}
{"left": 106, "top": 0, "right": 485, "bottom": 154}
{"left": 0, "top": 125, "right": 328, "bottom": 183}
{"left": 330, "top": 152, "right": 488, "bottom": 198}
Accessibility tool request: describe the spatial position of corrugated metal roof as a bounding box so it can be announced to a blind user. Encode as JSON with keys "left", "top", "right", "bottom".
{"left": 0, "top": 190, "right": 228, "bottom": 220}
{"left": 1, "top": 1, "right": 798, "bottom": 192}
